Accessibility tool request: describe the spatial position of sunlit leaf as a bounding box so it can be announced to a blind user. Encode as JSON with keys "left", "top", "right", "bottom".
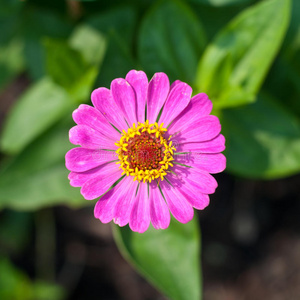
{"left": 264, "top": 0, "right": 300, "bottom": 117}
{"left": 0, "top": 78, "right": 74, "bottom": 154}
{"left": 69, "top": 25, "right": 106, "bottom": 65}
{"left": 196, "top": 0, "right": 291, "bottom": 108}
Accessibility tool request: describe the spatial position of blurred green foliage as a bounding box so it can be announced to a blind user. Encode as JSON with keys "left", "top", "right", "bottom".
{"left": 0, "top": 0, "right": 298, "bottom": 299}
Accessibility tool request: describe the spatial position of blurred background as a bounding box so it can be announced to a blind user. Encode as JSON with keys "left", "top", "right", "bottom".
{"left": 0, "top": 0, "right": 299, "bottom": 299}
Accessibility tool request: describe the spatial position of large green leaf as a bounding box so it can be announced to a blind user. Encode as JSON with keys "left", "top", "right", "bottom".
{"left": 222, "top": 93, "right": 300, "bottom": 178}
{"left": 138, "top": 0, "right": 206, "bottom": 83}
{"left": 196, "top": 0, "right": 291, "bottom": 108}
{"left": 114, "top": 217, "right": 202, "bottom": 300}
{"left": 0, "top": 120, "right": 84, "bottom": 210}
{"left": 0, "top": 78, "right": 74, "bottom": 154}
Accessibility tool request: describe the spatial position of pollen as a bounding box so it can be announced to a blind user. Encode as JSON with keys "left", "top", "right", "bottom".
{"left": 115, "top": 121, "right": 176, "bottom": 183}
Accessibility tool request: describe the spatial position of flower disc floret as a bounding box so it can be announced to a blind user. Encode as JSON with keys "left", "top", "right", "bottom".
{"left": 115, "top": 121, "right": 175, "bottom": 183}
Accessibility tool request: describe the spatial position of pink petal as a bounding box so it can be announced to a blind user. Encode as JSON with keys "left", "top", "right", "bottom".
{"left": 173, "top": 166, "right": 218, "bottom": 194}
{"left": 94, "top": 176, "right": 135, "bottom": 224}
{"left": 170, "top": 80, "right": 182, "bottom": 90}
{"left": 168, "top": 93, "right": 212, "bottom": 134}
{"left": 159, "top": 82, "right": 192, "bottom": 127}
{"left": 113, "top": 179, "right": 139, "bottom": 227}
{"left": 177, "top": 134, "right": 226, "bottom": 153}
{"left": 69, "top": 125, "right": 117, "bottom": 150}
{"left": 149, "top": 182, "right": 170, "bottom": 229}
{"left": 65, "top": 148, "right": 117, "bottom": 172}
{"left": 160, "top": 181, "right": 194, "bottom": 224}
{"left": 168, "top": 175, "right": 210, "bottom": 210}
{"left": 91, "top": 87, "right": 127, "bottom": 131}
{"left": 72, "top": 104, "right": 120, "bottom": 140}
{"left": 81, "top": 163, "right": 122, "bottom": 200}
{"left": 111, "top": 78, "right": 137, "bottom": 127}
{"left": 176, "top": 115, "right": 221, "bottom": 143}
{"left": 94, "top": 188, "right": 116, "bottom": 223}
{"left": 68, "top": 163, "right": 116, "bottom": 187}
{"left": 125, "top": 70, "right": 148, "bottom": 123}
{"left": 147, "top": 72, "right": 170, "bottom": 123}
{"left": 129, "top": 182, "right": 151, "bottom": 233}
{"left": 175, "top": 153, "right": 226, "bottom": 174}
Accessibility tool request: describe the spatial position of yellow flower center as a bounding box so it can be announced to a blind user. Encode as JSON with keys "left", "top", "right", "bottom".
{"left": 115, "top": 121, "right": 176, "bottom": 183}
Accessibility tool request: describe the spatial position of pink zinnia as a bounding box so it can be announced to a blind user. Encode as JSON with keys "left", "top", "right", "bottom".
{"left": 65, "top": 70, "right": 226, "bottom": 233}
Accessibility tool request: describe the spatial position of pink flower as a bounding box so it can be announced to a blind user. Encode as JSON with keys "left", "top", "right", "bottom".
{"left": 65, "top": 70, "right": 226, "bottom": 233}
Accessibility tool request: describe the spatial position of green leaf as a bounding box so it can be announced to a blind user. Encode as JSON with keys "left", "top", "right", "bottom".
{"left": 1, "top": 24, "right": 105, "bottom": 155}
{"left": 113, "top": 217, "right": 202, "bottom": 300}
{"left": 264, "top": 0, "right": 300, "bottom": 117}
{"left": 44, "top": 38, "right": 89, "bottom": 89}
{"left": 69, "top": 25, "right": 106, "bottom": 65}
{"left": 222, "top": 92, "right": 300, "bottom": 179}
{"left": 139, "top": 0, "right": 206, "bottom": 84}
{"left": 196, "top": 0, "right": 291, "bottom": 108}
{"left": 0, "top": 119, "right": 84, "bottom": 210}
{"left": 44, "top": 25, "right": 106, "bottom": 102}
{"left": 0, "top": 77, "right": 74, "bottom": 154}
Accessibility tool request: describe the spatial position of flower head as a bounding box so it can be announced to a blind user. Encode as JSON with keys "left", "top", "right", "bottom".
{"left": 65, "top": 70, "right": 226, "bottom": 233}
